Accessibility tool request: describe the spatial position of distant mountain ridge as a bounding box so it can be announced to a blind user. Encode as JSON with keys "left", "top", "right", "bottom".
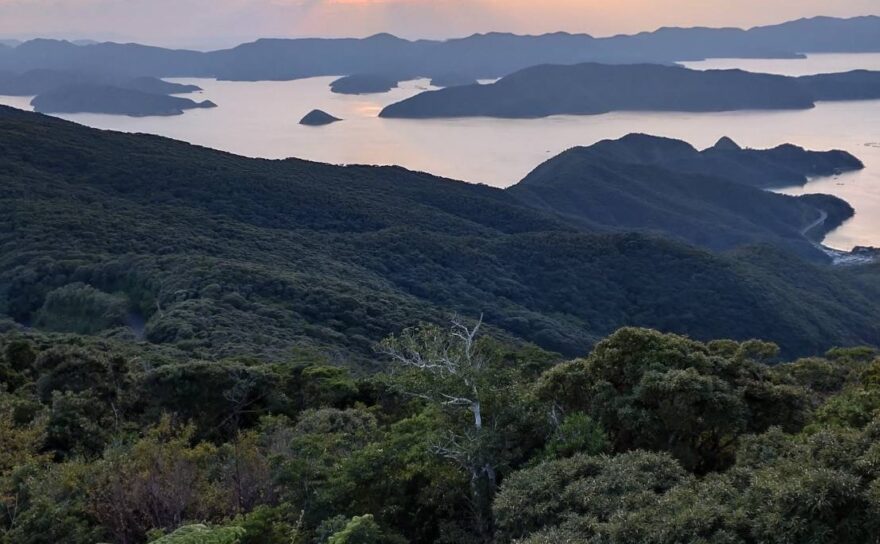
{"left": 0, "top": 16, "right": 878, "bottom": 82}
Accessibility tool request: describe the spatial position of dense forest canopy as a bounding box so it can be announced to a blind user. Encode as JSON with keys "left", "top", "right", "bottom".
{"left": 1, "top": 324, "right": 880, "bottom": 543}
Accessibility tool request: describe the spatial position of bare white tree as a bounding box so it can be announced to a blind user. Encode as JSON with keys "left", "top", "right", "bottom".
{"left": 380, "top": 315, "right": 500, "bottom": 540}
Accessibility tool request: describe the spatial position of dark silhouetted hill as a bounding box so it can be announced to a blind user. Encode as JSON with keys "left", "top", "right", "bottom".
{"left": 508, "top": 134, "right": 861, "bottom": 258}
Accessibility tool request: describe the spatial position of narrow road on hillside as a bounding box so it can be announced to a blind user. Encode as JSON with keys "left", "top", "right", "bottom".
{"left": 801, "top": 210, "right": 828, "bottom": 238}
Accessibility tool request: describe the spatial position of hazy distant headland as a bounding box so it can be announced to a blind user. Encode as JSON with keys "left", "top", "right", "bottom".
{"left": 379, "top": 63, "right": 880, "bottom": 119}
{"left": 30, "top": 85, "right": 216, "bottom": 116}
{"left": 0, "top": 16, "right": 878, "bottom": 84}
{"left": 0, "top": 70, "right": 209, "bottom": 115}
{"left": 330, "top": 73, "right": 402, "bottom": 95}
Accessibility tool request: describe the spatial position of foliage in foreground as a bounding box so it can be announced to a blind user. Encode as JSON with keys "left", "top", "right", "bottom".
{"left": 0, "top": 325, "right": 879, "bottom": 544}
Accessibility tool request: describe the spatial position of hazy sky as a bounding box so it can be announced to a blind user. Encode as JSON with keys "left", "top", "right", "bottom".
{"left": 1, "top": 0, "right": 878, "bottom": 49}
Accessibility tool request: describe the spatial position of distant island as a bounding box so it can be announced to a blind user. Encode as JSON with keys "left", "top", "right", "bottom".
{"left": 380, "top": 63, "right": 880, "bottom": 119}
{"left": 330, "top": 74, "right": 401, "bottom": 95}
{"left": 31, "top": 85, "right": 216, "bottom": 116}
{"left": 300, "top": 109, "right": 342, "bottom": 126}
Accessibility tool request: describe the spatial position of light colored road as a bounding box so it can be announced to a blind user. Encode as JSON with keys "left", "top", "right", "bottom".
{"left": 801, "top": 210, "right": 828, "bottom": 237}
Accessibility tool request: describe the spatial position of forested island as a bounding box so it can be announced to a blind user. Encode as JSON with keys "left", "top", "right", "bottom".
{"left": 379, "top": 63, "right": 880, "bottom": 118}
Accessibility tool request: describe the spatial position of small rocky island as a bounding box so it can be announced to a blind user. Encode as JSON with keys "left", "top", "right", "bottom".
{"left": 300, "top": 109, "right": 342, "bottom": 126}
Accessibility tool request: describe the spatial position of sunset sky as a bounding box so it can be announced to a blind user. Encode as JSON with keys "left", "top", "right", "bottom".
{"left": 1, "top": 0, "right": 878, "bottom": 49}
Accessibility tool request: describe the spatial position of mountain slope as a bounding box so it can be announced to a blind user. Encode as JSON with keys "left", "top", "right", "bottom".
{"left": 1, "top": 107, "right": 879, "bottom": 361}
{"left": 508, "top": 135, "right": 859, "bottom": 260}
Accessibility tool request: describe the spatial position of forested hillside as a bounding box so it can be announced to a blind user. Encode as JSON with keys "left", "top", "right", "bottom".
{"left": 509, "top": 134, "right": 859, "bottom": 259}
{"left": 2, "top": 106, "right": 880, "bottom": 361}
